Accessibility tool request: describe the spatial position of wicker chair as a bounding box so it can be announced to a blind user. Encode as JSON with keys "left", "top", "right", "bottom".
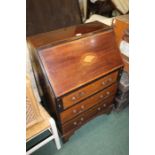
{"left": 26, "top": 76, "right": 61, "bottom": 155}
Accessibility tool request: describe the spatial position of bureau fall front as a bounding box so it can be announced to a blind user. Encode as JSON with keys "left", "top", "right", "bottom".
{"left": 27, "top": 22, "right": 124, "bottom": 142}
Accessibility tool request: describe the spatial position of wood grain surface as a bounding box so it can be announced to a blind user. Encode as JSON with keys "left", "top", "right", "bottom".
{"left": 60, "top": 84, "right": 117, "bottom": 124}
{"left": 39, "top": 30, "right": 123, "bottom": 97}
{"left": 27, "top": 21, "right": 110, "bottom": 49}
{"left": 62, "top": 71, "right": 118, "bottom": 109}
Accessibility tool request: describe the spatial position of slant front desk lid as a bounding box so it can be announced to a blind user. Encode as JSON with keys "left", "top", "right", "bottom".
{"left": 37, "top": 22, "right": 124, "bottom": 97}
{"left": 27, "top": 21, "right": 110, "bottom": 50}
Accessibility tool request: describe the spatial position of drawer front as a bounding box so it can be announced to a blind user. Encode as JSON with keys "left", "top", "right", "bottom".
{"left": 62, "top": 97, "right": 114, "bottom": 134}
{"left": 60, "top": 83, "right": 117, "bottom": 124}
{"left": 62, "top": 71, "right": 118, "bottom": 109}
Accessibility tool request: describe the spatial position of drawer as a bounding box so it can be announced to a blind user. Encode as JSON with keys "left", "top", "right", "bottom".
{"left": 62, "top": 71, "right": 118, "bottom": 109}
{"left": 62, "top": 100, "right": 113, "bottom": 134}
{"left": 60, "top": 83, "right": 117, "bottom": 124}
{"left": 99, "top": 96, "right": 114, "bottom": 111}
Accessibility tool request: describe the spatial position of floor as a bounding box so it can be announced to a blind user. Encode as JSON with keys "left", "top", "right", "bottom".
{"left": 27, "top": 106, "right": 129, "bottom": 155}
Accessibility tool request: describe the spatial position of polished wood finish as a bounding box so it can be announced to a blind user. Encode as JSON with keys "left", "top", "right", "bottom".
{"left": 27, "top": 22, "right": 124, "bottom": 142}
{"left": 62, "top": 71, "right": 118, "bottom": 109}
{"left": 27, "top": 21, "right": 110, "bottom": 49}
{"left": 26, "top": 0, "right": 82, "bottom": 36}
{"left": 62, "top": 98, "right": 113, "bottom": 134}
{"left": 61, "top": 91, "right": 116, "bottom": 124}
{"left": 39, "top": 29, "right": 123, "bottom": 97}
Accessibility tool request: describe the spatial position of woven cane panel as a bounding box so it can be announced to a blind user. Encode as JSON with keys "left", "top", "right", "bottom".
{"left": 26, "top": 76, "right": 43, "bottom": 129}
{"left": 26, "top": 96, "right": 39, "bottom": 128}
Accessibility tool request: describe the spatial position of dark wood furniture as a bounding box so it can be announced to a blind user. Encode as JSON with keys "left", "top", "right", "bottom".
{"left": 27, "top": 21, "right": 124, "bottom": 142}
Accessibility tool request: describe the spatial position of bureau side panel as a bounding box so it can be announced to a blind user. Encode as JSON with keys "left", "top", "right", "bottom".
{"left": 27, "top": 43, "right": 61, "bottom": 124}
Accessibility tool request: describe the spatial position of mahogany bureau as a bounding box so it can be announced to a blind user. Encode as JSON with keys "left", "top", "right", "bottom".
{"left": 27, "top": 21, "right": 124, "bottom": 142}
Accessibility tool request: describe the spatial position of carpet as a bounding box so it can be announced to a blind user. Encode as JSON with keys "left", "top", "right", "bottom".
{"left": 27, "top": 106, "right": 129, "bottom": 155}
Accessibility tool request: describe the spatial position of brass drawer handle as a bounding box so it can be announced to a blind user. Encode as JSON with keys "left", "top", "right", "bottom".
{"left": 108, "top": 78, "right": 112, "bottom": 82}
{"left": 79, "top": 92, "right": 85, "bottom": 97}
{"left": 97, "top": 107, "right": 101, "bottom": 111}
{"left": 71, "top": 96, "right": 76, "bottom": 101}
{"left": 80, "top": 117, "right": 84, "bottom": 121}
{"left": 71, "top": 92, "right": 85, "bottom": 101}
{"left": 73, "top": 109, "right": 77, "bottom": 114}
{"left": 81, "top": 105, "right": 85, "bottom": 109}
{"left": 102, "top": 81, "right": 106, "bottom": 85}
{"left": 106, "top": 91, "right": 110, "bottom": 95}
{"left": 102, "top": 78, "right": 112, "bottom": 86}
{"left": 103, "top": 104, "right": 106, "bottom": 107}
{"left": 100, "top": 95, "right": 104, "bottom": 99}
{"left": 73, "top": 122, "right": 77, "bottom": 125}
{"left": 79, "top": 110, "right": 82, "bottom": 113}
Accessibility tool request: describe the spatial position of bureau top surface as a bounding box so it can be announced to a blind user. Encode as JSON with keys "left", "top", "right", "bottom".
{"left": 38, "top": 29, "right": 123, "bottom": 97}
{"left": 27, "top": 21, "right": 110, "bottom": 49}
